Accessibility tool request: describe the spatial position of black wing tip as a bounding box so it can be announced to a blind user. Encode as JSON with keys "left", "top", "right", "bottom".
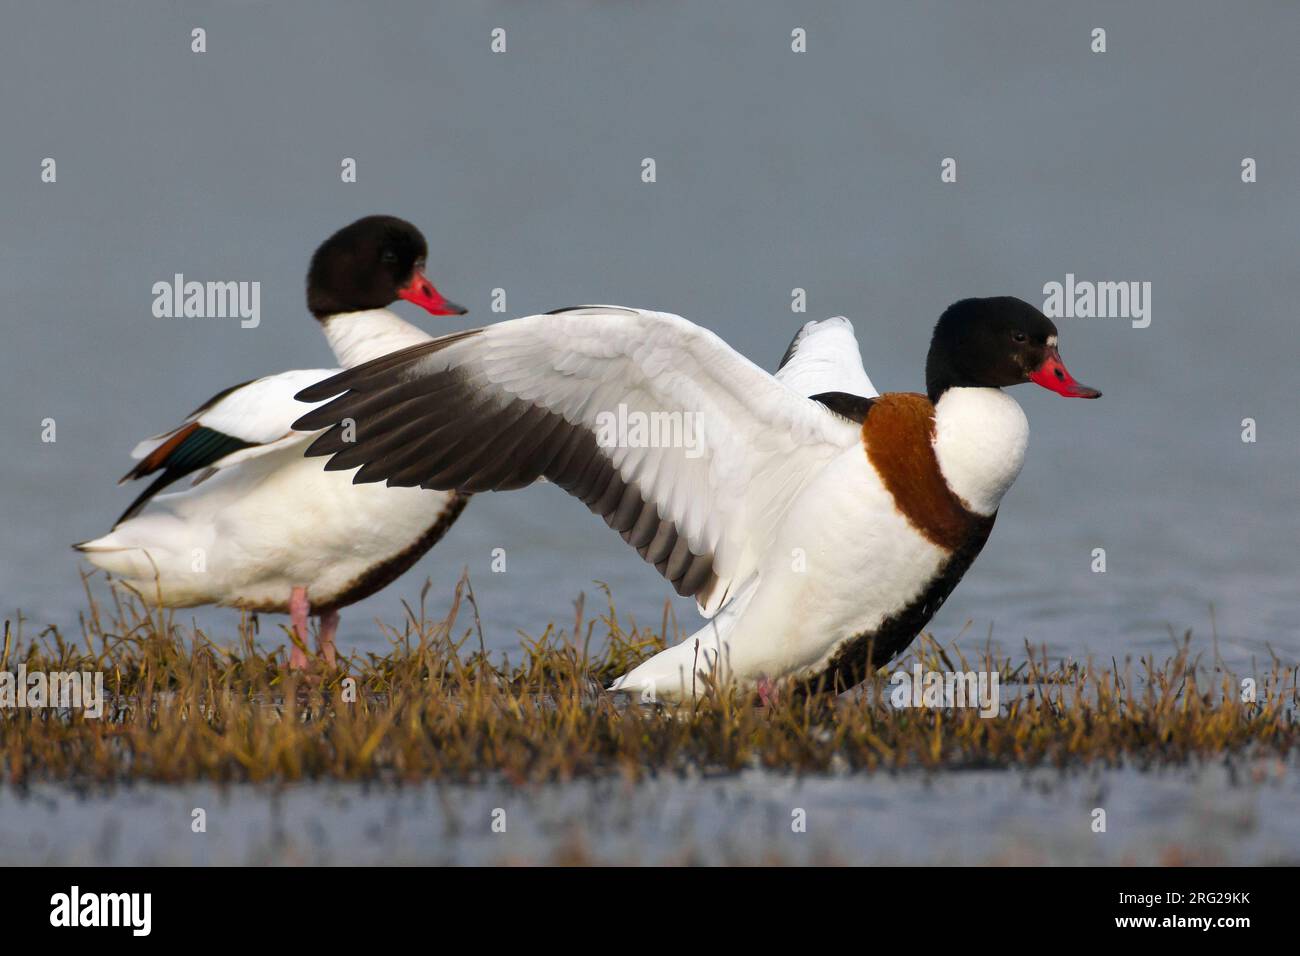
{"left": 321, "top": 454, "right": 355, "bottom": 471}
{"left": 777, "top": 321, "right": 814, "bottom": 371}
{"left": 292, "top": 411, "right": 321, "bottom": 432}
{"left": 295, "top": 381, "right": 344, "bottom": 404}
{"left": 544, "top": 304, "right": 601, "bottom": 315}
{"left": 293, "top": 400, "right": 352, "bottom": 432}
{"left": 810, "top": 391, "right": 876, "bottom": 424}
{"left": 543, "top": 305, "right": 641, "bottom": 317}
{"left": 301, "top": 429, "right": 338, "bottom": 458}
{"left": 112, "top": 471, "right": 177, "bottom": 527}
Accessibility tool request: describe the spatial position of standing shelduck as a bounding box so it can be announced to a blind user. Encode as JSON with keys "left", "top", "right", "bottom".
{"left": 76, "top": 216, "right": 469, "bottom": 669}
{"left": 292, "top": 297, "right": 1100, "bottom": 695}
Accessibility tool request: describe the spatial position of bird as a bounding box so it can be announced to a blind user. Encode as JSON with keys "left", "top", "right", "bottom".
{"left": 291, "top": 296, "right": 1100, "bottom": 696}
{"left": 75, "top": 215, "right": 470, "bottom": 670}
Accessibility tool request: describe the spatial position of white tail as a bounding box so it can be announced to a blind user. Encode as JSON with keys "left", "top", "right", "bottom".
{"left": 73, "top": 512, "right": 210, "bottom": 600}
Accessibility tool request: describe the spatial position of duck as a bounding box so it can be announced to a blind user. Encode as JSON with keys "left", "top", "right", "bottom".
{"left": 290, "top": 297, "right": 1100, "bottom": 695}
{"left": 75, "top": 215, "right": 470, "bottom": 669}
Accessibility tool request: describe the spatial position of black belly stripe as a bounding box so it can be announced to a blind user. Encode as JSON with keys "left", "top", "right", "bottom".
{"left": 811, "top": 511, "right": 996, "bottom": 691}
{"left": 314, "top": 491, "right": 471, "bottom": 613}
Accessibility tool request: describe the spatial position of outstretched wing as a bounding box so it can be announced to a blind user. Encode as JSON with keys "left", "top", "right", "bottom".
{"left": 773, "top": 316, "right": 877, "bottom": 398}
{"left": 116, "top": 367, "right": 337, "bottom": 525}
{"left": 294, "top": 306, "right": 861, "bottom": 615}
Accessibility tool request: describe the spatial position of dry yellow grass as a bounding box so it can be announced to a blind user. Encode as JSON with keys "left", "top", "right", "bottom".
{"left": 1, "top": 573, "right": 1295, "bottom": 785}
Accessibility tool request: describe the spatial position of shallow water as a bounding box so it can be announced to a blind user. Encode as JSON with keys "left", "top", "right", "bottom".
{"left": 3, "top": 762, "right": 1296, "bottom": 865}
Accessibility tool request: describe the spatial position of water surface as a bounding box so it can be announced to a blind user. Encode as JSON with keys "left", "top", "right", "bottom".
{"left": 4, "top": 763, "right": 1295, "bottom": 865}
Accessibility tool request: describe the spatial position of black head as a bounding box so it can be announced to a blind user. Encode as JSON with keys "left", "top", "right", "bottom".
{"left": 306, "top": 215, "right": 466, "bottom": 320}
{"left": 925, "top": 296, "right": 1101, "bottom": 402}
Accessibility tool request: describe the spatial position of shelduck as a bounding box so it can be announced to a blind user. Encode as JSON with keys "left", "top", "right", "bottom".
{"left": 292, "top": 297, "right": 1100, "bottom": 694}
{"left": 76, "top": 216, "right": 469, "bottom": 669}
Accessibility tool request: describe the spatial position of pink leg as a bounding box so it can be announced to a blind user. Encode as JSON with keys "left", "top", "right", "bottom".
{"left": 317, "top": 609, "right": 340, "bottom": 669}
{"left": 757, "top": 677, "right": 778, "bottom": 707}
{"left": 288, "top": 586, "right": 310, "bottom": 670}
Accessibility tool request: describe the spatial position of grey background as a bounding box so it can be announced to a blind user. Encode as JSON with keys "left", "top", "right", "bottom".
{"left": 2, "top": 2, "right": 1296, "bottom": 666}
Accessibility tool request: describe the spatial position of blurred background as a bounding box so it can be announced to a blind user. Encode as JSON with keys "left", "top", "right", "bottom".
{"left": 2, "top": 1, "right": 1296, "bottom": 668}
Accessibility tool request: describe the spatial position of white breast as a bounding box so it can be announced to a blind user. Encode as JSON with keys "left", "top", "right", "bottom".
{"left": 931, "top": 387, "right": 1029, "bottom": 516}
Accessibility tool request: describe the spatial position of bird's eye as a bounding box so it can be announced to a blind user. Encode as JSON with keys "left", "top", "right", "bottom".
{"left": 380, "top": 249, "right": 398, "bottom": 263}
{"left": 1012, "top": 331, "right": 1027, "bottom": 343}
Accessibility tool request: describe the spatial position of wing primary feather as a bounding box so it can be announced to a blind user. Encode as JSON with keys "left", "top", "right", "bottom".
{"left": 460, "top": 406, "right": 568, "bottom": 491}
{"left": 294, "top": 329, "right": 483, "bottom": 405}
{"left": 417, "top": 401, "right": 545, "bottom": 489}
{"left": 294, "top": 308, "right": 865, "bottom": 611}
{"left": 622, "top": 496, "right": 662, "bottom": 549}
{"left": 663, "top": 535, "right": 694, "bottom": 587}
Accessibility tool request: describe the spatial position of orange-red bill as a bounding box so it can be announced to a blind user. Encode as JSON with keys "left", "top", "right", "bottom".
{"left": 398, "top": 270, "right": 467, "bottom": 316}
{"left": 1029, "top": 348, "right": 1102, "bottom": 398}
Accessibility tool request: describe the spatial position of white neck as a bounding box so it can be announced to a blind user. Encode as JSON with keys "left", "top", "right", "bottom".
{"left": 320, "top": 308, "right": 433, "bottom": 367}
{"left": 931, "top": 387, "right": 1029, "bottom": 516}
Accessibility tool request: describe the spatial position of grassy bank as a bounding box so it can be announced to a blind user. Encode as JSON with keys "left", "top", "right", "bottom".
{"left": 1, "top": 574, "right": 1296, "bottom": 786}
